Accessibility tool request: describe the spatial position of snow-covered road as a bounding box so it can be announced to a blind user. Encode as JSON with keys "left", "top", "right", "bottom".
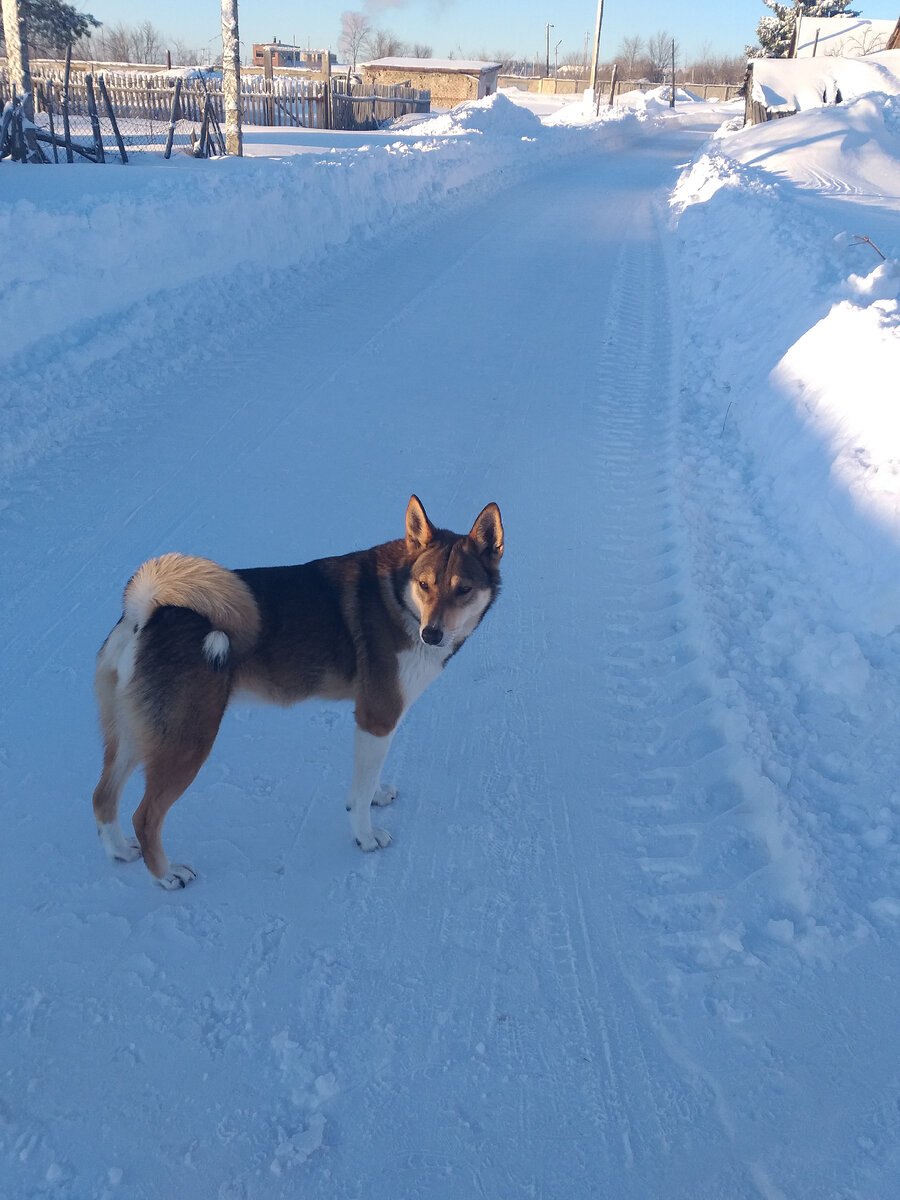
{"left": 3, "top": 95, "right": 900, "bottom": 1198}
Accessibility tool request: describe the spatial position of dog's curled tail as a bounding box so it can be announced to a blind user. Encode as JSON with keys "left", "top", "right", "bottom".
{"left": 123, "top": 553, "right": 260, "bottom": 668}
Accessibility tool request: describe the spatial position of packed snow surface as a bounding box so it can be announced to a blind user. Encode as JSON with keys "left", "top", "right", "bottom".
{"left": 3, "top": 87, "right": 900, "bottom": 1198}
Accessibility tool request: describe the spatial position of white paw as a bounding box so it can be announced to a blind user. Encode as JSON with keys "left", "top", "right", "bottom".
{"left": 355, "top": 827, "right": 392, "bottom": 852}
{"left": 98, "top": 823, "right": 142, "bottom": 863}
{"left": 157, "top": 863, "right": 196, "bottom": 890}
{"left": 115, "top": 836, "right": 143, "bottom": 863}
{"left": 372, "top": 784, "right": 398, "bottom": 808}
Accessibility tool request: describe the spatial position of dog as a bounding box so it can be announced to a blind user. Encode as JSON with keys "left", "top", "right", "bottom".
{"left": 91, "top": 495, "right": 503, "bottom": 888}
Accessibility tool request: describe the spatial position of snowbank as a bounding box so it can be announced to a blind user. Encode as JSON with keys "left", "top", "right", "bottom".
{"left": 0, "top": 93, "right": 619, "bottom": 385}
{"left": 542, "top": 84, "right": 706, "bottom": 129}
{"left": 0, "top": 93, "right": 676, "bottom": 479}
{"left": 405, "top": 90, "right": 545, "bottom": 136}
{"left": 673, "top": 91, "right": 900, "bottom": 636}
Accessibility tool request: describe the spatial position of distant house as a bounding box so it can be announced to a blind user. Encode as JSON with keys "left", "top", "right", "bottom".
{"left": 360, "top": 58, "right": 502, "bottom": 108}
{"left": 252, "top": 41, "right": 336, "bottom": 70}
{"left": 794, "top": 15, "right": 900, "bottom": 58}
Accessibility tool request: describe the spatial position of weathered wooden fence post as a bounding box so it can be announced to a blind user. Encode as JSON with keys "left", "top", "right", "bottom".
{"left": 322, "top": 50, "right": 332, "bottom": 129}
{"left": 1, "top": 0, "right": 45, "bottom": 161}
{"left": 42, "top": 81, "right": 59, "bottom": 161}
{"left": 163, "top": 76, "right": 182, "bottom": 158}
{"left": 61, "top": 41, "right": 74, "bottom": 162}
{"left": 220, "top": 0, "right": 243, "bottom": 154}
{"left": 84, "top": 72, "right": 105, "bottom": 161}
{"left": 98, "top": 74, "right": 128, "bottom": 162}
{"left": 263, "top": 45, "right": 273, "bottom": 125}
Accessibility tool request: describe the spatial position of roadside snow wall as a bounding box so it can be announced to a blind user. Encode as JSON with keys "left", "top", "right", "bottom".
{"left": 672, "top": 94, "right": 900, "bottom": 636}
{"left": 0, "top": 94, "right": 642, "bottom": 373}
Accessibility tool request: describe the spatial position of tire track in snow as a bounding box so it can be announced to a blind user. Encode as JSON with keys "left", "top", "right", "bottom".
{"left": 587, "top": 219, "right": 753, "bottom": 1159}
{"left": 567, "top": 205, "right": 749, "bottom": 1180}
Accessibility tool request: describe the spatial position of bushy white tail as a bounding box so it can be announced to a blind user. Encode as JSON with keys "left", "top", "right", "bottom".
{"left": 123, "top": 553, "right": 260, "bottom": 661}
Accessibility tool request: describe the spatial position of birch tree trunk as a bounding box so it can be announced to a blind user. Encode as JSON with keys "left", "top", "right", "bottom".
{"left": 1, "top": 0, "right": 44, "bottom": 162}
{"left": 220, "top": 0, "right": 243, "bottom": 156}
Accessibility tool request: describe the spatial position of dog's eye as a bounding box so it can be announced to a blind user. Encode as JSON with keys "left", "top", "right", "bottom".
{"left": 457, "top": 585, "right": 472, "bottom": 597}
{"left": 418, "top": 580, "right": 430, "bottom": 592}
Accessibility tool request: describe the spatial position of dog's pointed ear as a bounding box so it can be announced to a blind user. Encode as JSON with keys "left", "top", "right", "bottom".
{"left": 469, "top": 502, "right": 503, "bottom": 564}
{"left": 406, "top": 495, "right": 436, "bottom": 553}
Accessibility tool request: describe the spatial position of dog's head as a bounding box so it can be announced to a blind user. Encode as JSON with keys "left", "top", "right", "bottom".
{"left": 403, "top": 494, "right": 503, "bottom": 650}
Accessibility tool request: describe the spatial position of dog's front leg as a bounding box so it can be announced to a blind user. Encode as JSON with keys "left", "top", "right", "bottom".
{"left": 347, "top": 727, "right": 395, "bottom": 851}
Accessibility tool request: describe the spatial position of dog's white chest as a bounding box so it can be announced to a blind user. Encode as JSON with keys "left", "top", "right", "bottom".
{"left": 397, "top": 641, "right": 447, "bottom": 709}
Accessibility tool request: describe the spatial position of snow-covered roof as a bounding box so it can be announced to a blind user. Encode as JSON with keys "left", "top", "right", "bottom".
{"left": 752, "top": 47, "right": 900, "bottom": 111}
{"left": 361, "top": 57, "right": 503, "bottom": 75}
{"left": 795, "top": 15, "right": 898, "bottom": 58}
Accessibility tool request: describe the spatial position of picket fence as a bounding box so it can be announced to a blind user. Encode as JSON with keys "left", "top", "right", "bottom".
{"left": 3, "top": 67, "right": 430, "bottom": 133}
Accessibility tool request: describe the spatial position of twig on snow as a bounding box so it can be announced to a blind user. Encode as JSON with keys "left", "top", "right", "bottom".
{"left": 851, "top": 234, "right": 886, "bottom": 261}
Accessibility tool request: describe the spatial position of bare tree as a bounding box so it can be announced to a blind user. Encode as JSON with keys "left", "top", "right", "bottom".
{"left": 617, "top": 34, "right": 644, "bottom": 77}
{"left": 561, "top": 47, "right": 587, "bottom": 71}
{"left": 409, "top": 42, "right": 432, "bottom": 58}
{"left": 339, "top": 10, "right": 371, "bottom": 69}
{"left": 77, "top": 19, "right": 165, "bottom": 63}
{"left": 646, "top": 30, "right": 678, "bottom": 83}
{"left": 92, "top": 20, "right": 131, "bottom": 60}
{"left": 130, "top": 18, "right": 162, "bottom": 63}
{"left": 685, "top": 48, "right": 745, "bottom": 85}
{"left": 361, "top": 27, "right": 407, "bottom": 60}
{"left": 170, "top": 37, "right": 202, "bottom": 66}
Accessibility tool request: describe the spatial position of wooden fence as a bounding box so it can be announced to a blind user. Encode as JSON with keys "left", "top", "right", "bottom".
{"left": 330, "top": 80, "right": 431, "bottom": 131}
{"left": 20, "top": 69, "right": 331, "bottom": 128}
{"left": 2, "top": 67, "right": 430, "bottom": 133}
{"left": 499, "top": 74, "right": 744, "bottom": 102}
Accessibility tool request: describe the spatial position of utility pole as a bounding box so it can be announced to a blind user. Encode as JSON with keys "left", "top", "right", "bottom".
{"left": 545, "top": 23, "right": 553, "bottom": 77}
{"left": 670, "top": 37, "right": 676, "bottom": 108}
{"left": 1, "top": 0, "right": 44, "bottom": 162}
{"left": 588, "top": 0, "right": 605, "bottom": 105}
{"left": 220, "top": 0, "right": 243, "bottom": 155}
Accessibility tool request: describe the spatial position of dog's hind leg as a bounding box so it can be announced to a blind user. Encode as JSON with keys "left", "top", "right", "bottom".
{"left": 125, "top": 607, "right": 233, "bottom": 888}
{"left": 92, "top": 638, "right": 143, "bottom": 864}
{"left": 132, "top": 744, "right": 212, "bottom": 889}
{"left": 93, "top": 735, "right": 142, "bottom": 863}
{"left": 131, "top": 675, "right": 229, "bottom": 888}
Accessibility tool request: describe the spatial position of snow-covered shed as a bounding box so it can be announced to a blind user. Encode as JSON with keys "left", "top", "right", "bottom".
{"left": 795, "top": 14, "right": 900, "bottom": 58}
{"left": 360, "top": 58, "right": 502, "bottom": 108}
{"left": 745, "top": 47, "right": 900, "bottom": 124}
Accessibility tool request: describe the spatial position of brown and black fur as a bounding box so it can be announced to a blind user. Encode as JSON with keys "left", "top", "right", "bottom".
{"left": 92, "top": 495, "right": 503, "bottom": 888}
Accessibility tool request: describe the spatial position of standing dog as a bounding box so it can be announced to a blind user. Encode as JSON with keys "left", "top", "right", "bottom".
{"left": 92, "top": 496, "right": 503, "bottom": 888}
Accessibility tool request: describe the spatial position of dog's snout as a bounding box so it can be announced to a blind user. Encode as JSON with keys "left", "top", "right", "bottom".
{"left": 421, "top": 625, "right": 444, "bottom": 646}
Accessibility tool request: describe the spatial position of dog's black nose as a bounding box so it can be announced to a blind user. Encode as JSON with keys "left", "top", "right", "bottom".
{"left": 421, "top": 625, "right": 444, "bottom": 646}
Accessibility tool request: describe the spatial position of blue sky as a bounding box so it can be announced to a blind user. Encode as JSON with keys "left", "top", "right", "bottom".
{"left": 79, "top": 1, "right": 775, "bottom": 62}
